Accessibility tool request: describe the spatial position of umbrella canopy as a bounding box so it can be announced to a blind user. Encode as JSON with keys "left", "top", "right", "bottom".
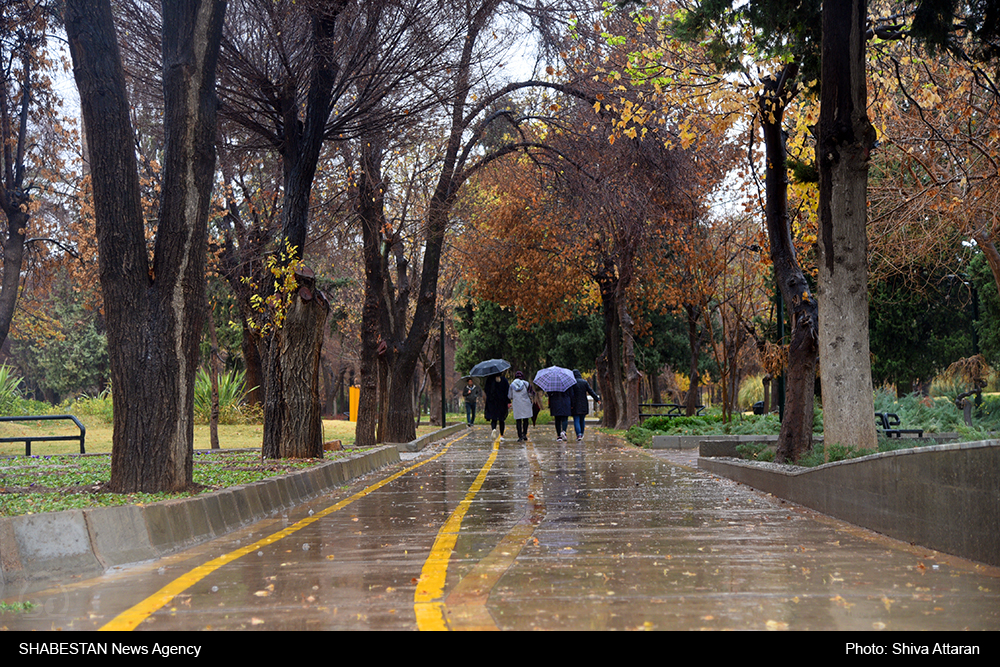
{"left": 533, "top": 366, "right": 576, "bottom": 393}
{"left": 468, "top": 358, "right": 511, "bottom": 377}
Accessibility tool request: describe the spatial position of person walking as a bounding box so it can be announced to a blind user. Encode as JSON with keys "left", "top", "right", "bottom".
{"left": 531, "top": 387, "right": 541, "bottom": 426}
{"left": 484, "top": 373, "right": 510, "bottom": 440}
{"left": 570, "top": 369, "right": 601, "bottom": 441}
{"left": 508, "top": 371, "right": 534, "bottom": 441}
{"left": 547, "top": 387, "right": 572, "bottom": 442}
{"left": 462, "top": 377, "right": 482, "bottom": 427}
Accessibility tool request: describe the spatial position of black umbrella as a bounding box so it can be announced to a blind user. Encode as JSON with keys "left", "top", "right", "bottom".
{"left": 468, "top": 358, "right": 511, "bottom": 377}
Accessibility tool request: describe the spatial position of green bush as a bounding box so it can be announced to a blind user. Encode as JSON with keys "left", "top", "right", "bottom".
{"left": 624, "top": 425, "right": 656, "bottom": 448}
{"left": 735, "top": 441, "right": 775, "bottom": 462}
{"left": 737, "top": 374, "right": 764, "bottom": 410}
{"left": 0, "top": 364, "right": 23, "bottom": 414}
{"left": 63, "top": 387, "right": 114, "bottom": 423}
{"left": 641, "top": 414, "right": 724, "bottom": 433}
{"left": 194, "top": 369, "right": 253, "bottom": 425}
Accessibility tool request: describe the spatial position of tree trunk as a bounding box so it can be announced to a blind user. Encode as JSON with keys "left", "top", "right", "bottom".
{"left": 597, "top": 275, "right": 625, "bottom": 428}
{"left": 259, "top": 8, "right": 342, "bottom": 458}
{"left": 619, "top": 298, "right": 640, "bottom": 429}
{"left": 0, "top": 207, "right": 27, "bottom": 352}
{"left": 759, "top": 63, "right": 820, "bottom": 464}
{"left": 262, "top": 269, "right": 328, "bottom": 459}
{"left": 206, "top": 295, "right": 222, "bottom": 450}
{"left": 685, "top": 304, "right": 702, "bottom": 416}
{"left": 973, "top": 232, "right": 1000, "bottom": 296}
{"left": 596, "top": 348, "right": 617, "bottom": 428}
{"left": 277, "top": 275, "right": 328, "bottom": 458}
{"left": 236, "top": 298, "right": 265, "bottom": 407}
{"left": 817, "top": 0, "right": 878, "bottom": 451}
{"left": 0, "top": 9, "right": 37, "bottom": 353}
{"left": 425, "top": 350, "right": 443, "bottom": 427}
{"left": 354, "top": 135, "right": 388, "bottom": 448}
{"left": 65, "top": 0, "right": 225, "bottom": 492}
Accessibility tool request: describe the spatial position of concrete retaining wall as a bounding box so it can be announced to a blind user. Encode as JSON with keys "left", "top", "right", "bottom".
{"left": 651, "top": 432, "right": 961, "bottom": 455}
{"left": 0, "top": 445, "right": 402, "bottom": 587}
{"left": 699, "top": 440, "right": 1000, "bottom": 568}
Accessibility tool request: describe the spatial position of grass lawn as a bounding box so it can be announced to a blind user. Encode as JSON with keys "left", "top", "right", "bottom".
{"left": 0, "top": 416, "right": 451, "bottom": 457}
{"left": 0, "top": 415, "right": 460, "bottom": 517}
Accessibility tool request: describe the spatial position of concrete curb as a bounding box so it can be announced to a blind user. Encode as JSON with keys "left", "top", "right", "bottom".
{"left": 0, "top": 444, "right": 404, "bottom": 587}
{"left": 390, "top": 422, "right": 468, "bottom": 452}
{"left": 699, "top": 439, "right": 1000, "bottom": 568}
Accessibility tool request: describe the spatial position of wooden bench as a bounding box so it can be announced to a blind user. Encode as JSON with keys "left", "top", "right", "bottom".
{"left": 0, "top": 415, "right": 87, "bottom": 456}
{"left": 875, "top": 412, "right": 923, "bottom": 438}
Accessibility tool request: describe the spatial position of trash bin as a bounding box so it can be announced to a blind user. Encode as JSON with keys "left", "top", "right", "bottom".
{"left": 752, "top": 401, "right": 765, "bottom": 415}
{"left": 349, "top": 386, "right": 360, "bottom": 422}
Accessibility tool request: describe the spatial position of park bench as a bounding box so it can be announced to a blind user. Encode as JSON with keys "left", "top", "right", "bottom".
{"left": 640, "top": 403, "right": 705, "bottom": 422}
{"left": 0, "top": 415, "right": 87, "bottom": 456}
{"left": 875, "top": 412, "right": 924, "bottom": 439}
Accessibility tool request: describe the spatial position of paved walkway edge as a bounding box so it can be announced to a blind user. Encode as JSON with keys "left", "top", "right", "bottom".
{"left": 699, "top": 439, "right": 1000, "bottom": 568}
{"left": 390, "top": 422, "right": 467, "bottom": 452}
{"left": 0, "top": 444, "right": 405, "bottom": 587}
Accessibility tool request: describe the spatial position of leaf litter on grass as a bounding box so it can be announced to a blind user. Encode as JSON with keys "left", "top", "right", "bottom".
{"left": 0, "top": 449, "right": 371, "bottom": 517}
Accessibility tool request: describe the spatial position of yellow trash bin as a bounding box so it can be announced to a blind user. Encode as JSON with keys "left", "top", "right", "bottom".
{"left": 349, "top": 385, "right": 360, "bottom": 422}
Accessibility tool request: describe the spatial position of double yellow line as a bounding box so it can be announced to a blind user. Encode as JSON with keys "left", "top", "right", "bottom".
{"left": 413, "top": 436, "right": 501, "bottom": 630}
{"left": 101, "top": 433, "right": 471, "bottom": 631}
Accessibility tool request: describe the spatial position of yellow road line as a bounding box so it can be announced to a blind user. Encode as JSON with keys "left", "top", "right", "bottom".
{"left": 414, "top": 436, "right": 501, "bottom": 631}
{"left": 445, "top": 439, "right": 546, "bottom": 631}
{"left": 101, "top": 433, "right": 469, "bottom": 631}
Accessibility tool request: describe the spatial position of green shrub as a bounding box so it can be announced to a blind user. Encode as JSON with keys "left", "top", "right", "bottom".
{"left": 194, "top": 369, "right": 253, "bottom": 425}
{"left": 63, "top": 386, "right": 114, "bottom": 423}
{"left": 641, "top": 414, "right": 724, "bottom": 433}
{"left": 735, "top": 441, "right": 774, "bottom": 462}
{"left": 624, "top": 425, "right": 655, "bottom": 448}
{"left": 0, "top": 364, "right": 23, "bottom": 414}
{"left": 737, "top": 374, "right": 764, "bottom": 410}
{"left": 929, "top": 374, "right": 967, "bottom": 400}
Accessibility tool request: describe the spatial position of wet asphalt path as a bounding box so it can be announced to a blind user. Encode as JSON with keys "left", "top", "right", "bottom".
{"left": 3, "top": 426, "right": 999, "bottom": 632}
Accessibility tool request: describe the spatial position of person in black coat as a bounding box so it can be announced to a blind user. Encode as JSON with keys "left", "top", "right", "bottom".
{"left": 548, "top": 388, "right": 572, "bottom": 442}
{"left": 570, "top": 369, "right": 601, "bottom": 441}
{"left": 483, "top": 373, "right": 509, "bottom": 440}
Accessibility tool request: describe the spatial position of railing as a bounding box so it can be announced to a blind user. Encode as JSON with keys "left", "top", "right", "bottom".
{"left": 0, "top": 415, "right": 87, "bottom": 456}
{"left": 639, "top": 403, "right": 706, "bottom": 421}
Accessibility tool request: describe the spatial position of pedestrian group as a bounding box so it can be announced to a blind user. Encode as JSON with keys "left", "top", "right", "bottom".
{"left": 464, "top": 367, "right": 600, "bottom": 443}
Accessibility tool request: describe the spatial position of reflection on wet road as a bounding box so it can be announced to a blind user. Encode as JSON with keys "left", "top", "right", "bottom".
{"left": 3, "top": 428, "right": 999, "bottom": 631}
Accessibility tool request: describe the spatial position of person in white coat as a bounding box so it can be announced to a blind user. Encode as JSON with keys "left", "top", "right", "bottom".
{"left": 508, "top": 371, "right": 535, "bottom": 442}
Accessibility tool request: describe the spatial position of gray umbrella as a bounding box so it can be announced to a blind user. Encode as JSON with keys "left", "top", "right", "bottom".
{"left": 533, "top": 365, "right": 576, "bottom": 393}
{"left": 468, "top": 358, "right": 511, "bottom": 377}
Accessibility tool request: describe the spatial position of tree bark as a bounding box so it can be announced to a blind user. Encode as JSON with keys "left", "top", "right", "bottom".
{"left": 684, "top": 304, "right": 703, "bottom": 416}
{"left": 973, "top": 232, "right": 1000, "bottom": 296}
{"left": 206, "top": 295, "right": 222, "bottom": 449}
{"left": 354, "top": 135, "right": 388, "bottom": 448}
{"left": 260, "top": 7, "right": 342, "bottom": 457}
{"left": 277, "top": 273, "right": 328, "bottom": 458}
{"left": 65, "top": 0, "right": 225, "bottom": 492}
{"left": 597, "top": 274, "right": 625, "bottom": 428}
{"left": 817, "top": 0, "right": 878, "bottom": 451}
{"left": 425, "top": 347, "right": 443, "bottom": 427}
{"left": 0, "top": 207, "right": 26, "bottom": 351}
{"left": 620, "top": 297, "right": 641, "bottom": 429}
{"left": 759, "top": 63, "right": 820, "bottom": 463}
{"left": 0, "top": 5, "right": 39, "bottom": 353}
